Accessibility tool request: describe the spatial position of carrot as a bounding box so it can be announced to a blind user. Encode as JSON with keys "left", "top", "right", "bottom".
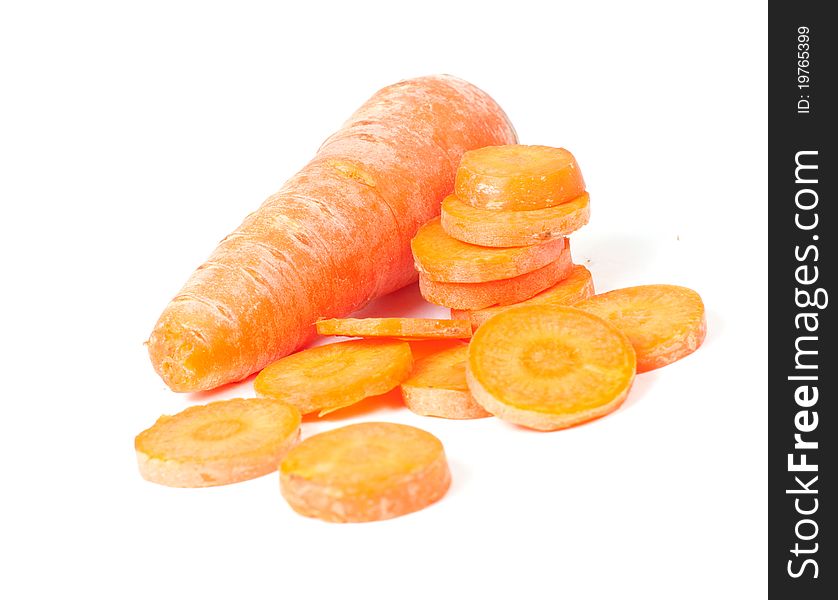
{"left": 148, "top": 75, "right": 517, "bottom": 392}
{"left": 401, "top": 344, "right": 491, "bottom": 419}
{"left": 411, "top": 217, "right": 567, "bottom": 282}
{"left": 323, "top": 76, "right": 518, "bottom": 180}
{"left": 452, "top": 264, "right": 595, "bottom": 328}
{"left": 573, "top": 284, "right": 706, "bottom": 373}
{"left": 407, "top": 338, "right": 468, "bottom": 361}
{"left": 466, "top": 305, "right": 636, "bottom": 431}
{"left": 419, "top": 240, "right": 573, "bottom": 309}
{"left": 280, "top": 422, "right": 451, "bottom": 523}
{"left": 253, "top": 339, "right": 413, "bottom": 416}
{"left": 315, "top": 317, "right": 471, "bottom": 340}
{"left": 440, "top": 192, "right": 590, "bottom": 247}
{"left": 135, "top": 398, "right": 301, "bottom": 487}
{"left": 315, "top": 77, "right": 516, "bottom": 247}
{"left": 455, "top": 145, "right": 585, "bottom": 211}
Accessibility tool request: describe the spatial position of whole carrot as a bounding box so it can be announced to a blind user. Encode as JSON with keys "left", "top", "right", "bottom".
{"left": 148, "top": 75, "right": 516, "bottom": 392}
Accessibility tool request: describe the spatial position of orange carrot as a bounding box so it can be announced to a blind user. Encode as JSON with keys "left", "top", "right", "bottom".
{"left": 253, "top": 339, "right": 413, "bottom": 416}
{"left": 455, "top": 145, "right": 585, "bottom": 211}
{"left": 419, "top": 240, "right": 573, "bottom": 309}
{"left": 135, "top": 398, "right": 301, "bottom": 487}
{"left": 411, "top": 217, "right": 567, "bottom": 282}
{"left": 466, "top": 305, "right": 636, "bottom": 431}
{"left": 148, "top": 76, "right": 516, "bottom": 392}
{"left": 315, "top": 77, "right": 517, "bottom": 254}
{"left": 401, "top": 344, "right": 490, "bottom": 419}
{"left": 440, "top": 192, "right": 590, "bottom": 247}
{"left": 573, "top": 284, "right": 706, "bottom": 372}
{"left": 451, "top": 264, "right": 595, "bottom": 328}
{"left": 280, "top": 422, "right": 451, "bottom": 523}
{"left": 315, "top": 317, "right": 471, "bottom": 340}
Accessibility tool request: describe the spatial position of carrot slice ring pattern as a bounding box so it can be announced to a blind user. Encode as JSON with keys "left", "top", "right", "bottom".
{"left": 135, "top": 397, "right": 301, "bottom": 488}
{"left": 254, "top": 339, "right": 413, "bottom": 416}
{"left": 280, "top": 422, "right": 451, "bottom": 522}
{"left": 466, "top": 305, "right": 636, "bottom": 431}
{"left": 574, "top": 284, "right": 706, "bottom": 373}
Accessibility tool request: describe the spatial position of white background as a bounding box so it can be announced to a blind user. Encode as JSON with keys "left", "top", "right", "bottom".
{"left": 1, "top": 1, "right": 767, "bottom": 598}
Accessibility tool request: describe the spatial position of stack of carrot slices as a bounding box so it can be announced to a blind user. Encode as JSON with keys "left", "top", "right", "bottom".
{"left": 414, "top": 145, "right": 593, "bottom": 316}
{"left": 135, "top": 144, "right": 707, "bottom": 524}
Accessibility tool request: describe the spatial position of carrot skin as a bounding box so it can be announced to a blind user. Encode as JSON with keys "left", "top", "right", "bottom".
{"left": 148, "top": 76, "right": 516, "bottom": 392}
{"left": 418, "top": 239, "right": 573, "bottom": 310}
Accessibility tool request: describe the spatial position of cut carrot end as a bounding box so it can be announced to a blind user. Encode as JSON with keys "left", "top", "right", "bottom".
{"left": 401, "top": 343, "right": 491, "bottom": 419}
{"left": 452, "top": 264, "right": 595, "bottom": 328}
{"left": 135, "top": 397, "right": 301, "bottom": 487}
{"left": 254, "top": 339, "right": 413, "bottom": 415}
{"left": 573, "top": 284, "right": 706, "bottom": 372}
{"left": 279, "top": 422, "right": 451, "bottom": 522}
{"left": 466, "top": 305, "right": 636, "bottom": 431}
{"left": 315, "top": 317, "right": 471, "bottom": 340}
{"left": 411, "top": 217, "right": 568, "bottom": 282}
{"left": 455, "top": 145, "right": 585, "bottom": 211}
{"left": 419, "top": 240, "right": 573, "bottom": 309}
{"left": 441, "top": 192, "right": 590, "bottom": 248}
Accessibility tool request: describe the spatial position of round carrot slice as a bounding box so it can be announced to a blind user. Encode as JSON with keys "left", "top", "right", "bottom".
{"left": 455, "top": 145, "right": 585, "bottom": 211}
{"left": 441, "top": 192, "right": 590, "bottom": 247}
{"left": 135, "top": 397, "right": 301, "bottom": 488}
{"left": 573, "top": 284, "right": 706, "bottom": 373}
{"left": 401, "top": 343, "right": 491, "bottom": 419}
{"left": 279, "top": 422, "right": 451, "bottom": 522}
{"left": 419, "top": 241, "right": 573, "bottom": 309}
{"left": 466, "top": 305, "right": 636, "bottom": 431}
{"left": 254, "top": 339, "right": 413, "bottom": 416}
{"left": 452, "top": 264, "right": 595, "bottom": 328}
{"left": 315, "top": 317, "right": 471, "bottom": 340}
{"left": 411, "top": 218, "right": 567, "bottom": 282}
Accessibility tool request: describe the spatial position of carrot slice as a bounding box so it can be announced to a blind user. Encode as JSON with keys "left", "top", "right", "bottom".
{"left": 441, "top": 192, "right": 590, "bottom": 247}
{"left": 573, "top": 284, "right": 706, "bottom": 373}
{"left": 280, "top": 422, "right": 451, "bottom": 522}
{"left": 254, "top": 339, "right": 413, "bottom": 416}
{"left": 452, "top": 264, "right": 595, "bottom": 328}
{"left": 401, "top": 344, "right": 491, "bottom": 419}
{"left": 316, "top": 317, "right": 471, "bottom": 340}
{"left": 466, "top": 305, "right": 636, "bottom": 431}
{"left": 419, "top": 240, "right": 573, "bottom": 309}
{"left": 455, "top": 145, "right": 585, "bottom": 211}
{"left": 411, "top": 217, "right": 567, "bottom": 282}
{"left": 135, "top": 398, "right": 301, "bottom": 488}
